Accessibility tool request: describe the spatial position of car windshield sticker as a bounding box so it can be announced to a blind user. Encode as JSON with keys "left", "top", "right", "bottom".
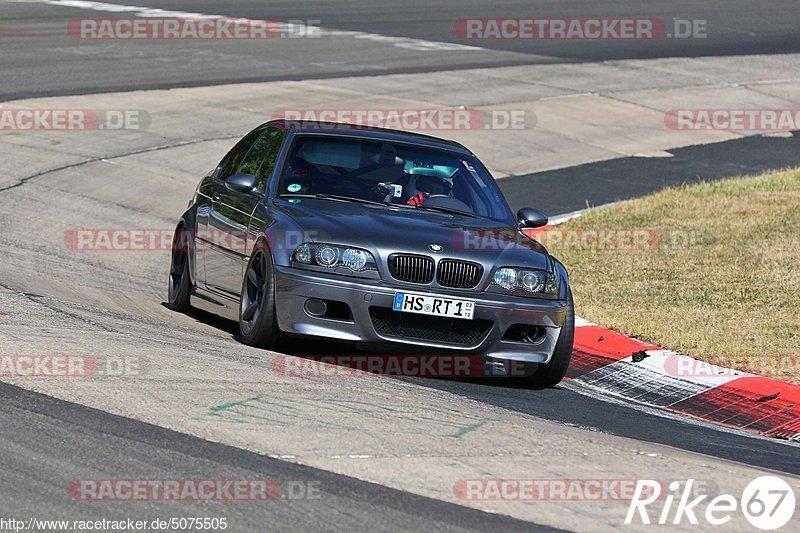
{"left": 287, "top": 183, "right": 302, "bottom": 193}
{"left": 288, "top": 198, "right": 301, "bottom": 204}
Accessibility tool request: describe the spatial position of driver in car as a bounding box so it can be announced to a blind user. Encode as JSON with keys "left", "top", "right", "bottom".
{"left": 407, "top": 174, "right": 453, "bottom": 206}
{"left": 284, "top": 157, "right": 317, "bottom": 195}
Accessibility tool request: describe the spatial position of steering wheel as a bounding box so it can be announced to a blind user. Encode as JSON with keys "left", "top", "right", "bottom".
{"left": 424, "top": 195, "right": 473, "bottom": 213}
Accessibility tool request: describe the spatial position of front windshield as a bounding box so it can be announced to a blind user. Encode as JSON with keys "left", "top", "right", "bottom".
{"left": 276, "top": 135, "right": 515, "bottom": 222}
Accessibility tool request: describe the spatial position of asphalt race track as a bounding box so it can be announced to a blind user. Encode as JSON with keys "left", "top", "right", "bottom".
{"left": 2, "top": 0, "right": 800, "bottom": 99}
{"left": 1, "top": 1, "right": 799, "bottom": 531}
{"left": 0, "top": 382, "right": 556, "bottom": 532}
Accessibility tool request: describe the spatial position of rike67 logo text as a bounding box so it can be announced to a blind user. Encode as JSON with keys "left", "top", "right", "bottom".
{"left": 627, "top": 476, "right": 795, "bottom": 530}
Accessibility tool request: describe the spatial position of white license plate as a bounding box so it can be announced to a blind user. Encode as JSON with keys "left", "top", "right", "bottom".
{"left": 392, "top": 292, "right": 475, "bottom": 320}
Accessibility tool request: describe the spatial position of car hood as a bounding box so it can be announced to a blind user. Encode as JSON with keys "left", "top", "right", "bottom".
{"left": 273, "top": 198, "right": 551, "bottom": 271}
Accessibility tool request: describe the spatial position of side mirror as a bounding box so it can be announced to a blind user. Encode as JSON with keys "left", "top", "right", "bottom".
{"left": 225, "top": 173, "right": 262, "bottom": 196}
{"left": 517, "top": 208, "right": 549, "bottom": 229}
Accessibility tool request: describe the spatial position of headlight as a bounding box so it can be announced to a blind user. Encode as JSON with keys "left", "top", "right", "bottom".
{"left": 295, "top": 243, "right": 311, "bottom": 263}
{"left": 315, "top": 245, "right": 338, "bottom": 267}
{"left": 493, "top": 267, "right": 517, "bottom": 290}
{"left": 491, "top": 267, "right": 557, "bottom": 295}
{"left": 520, "top": 271, "right": 545, "bottom": 292}
{"left": 293, "top": 243, "right": 377, "bottom": 273}
{"left": 342, "top": 248, "right": 368, "bottom": 271}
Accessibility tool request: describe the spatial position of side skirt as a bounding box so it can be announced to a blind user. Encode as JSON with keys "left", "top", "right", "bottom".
{"left": 190, "top": 286, "right": 240, "bottom": 322}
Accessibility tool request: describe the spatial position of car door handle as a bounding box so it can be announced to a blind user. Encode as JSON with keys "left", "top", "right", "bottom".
{"left": 211, "top": 196, "right": 221, "bottom": 205}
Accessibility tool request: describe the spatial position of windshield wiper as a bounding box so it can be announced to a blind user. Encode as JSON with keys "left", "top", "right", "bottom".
{"left": 412, "top": 204, "right": 483, "bottom": 219}
{"left": 280, "top": 193, "right": 482, "bottom": 218}
{"left": 281, "top": 193, "right": 390, "bottom": 207}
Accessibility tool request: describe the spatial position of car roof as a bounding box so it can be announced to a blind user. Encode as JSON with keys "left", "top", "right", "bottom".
{"left": 262, "top": 119, "right": 474, "bottom": 155}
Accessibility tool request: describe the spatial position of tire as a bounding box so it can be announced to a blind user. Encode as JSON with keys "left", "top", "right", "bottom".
{"left": 239, "top": 241, "right": 285, "bottom": 349}
{"left": 509, "top": 290, "right": 574, "bottom": 387}
{"left": 167, "top": 226, "right": 192, "bottom": 312}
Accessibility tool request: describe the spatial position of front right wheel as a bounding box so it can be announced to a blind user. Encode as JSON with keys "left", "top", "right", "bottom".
{"left": 167, "top": 226, "right": 192, "bottom": 312}
{"left": 238, "top": 241, "right": 285, "bottom": 350}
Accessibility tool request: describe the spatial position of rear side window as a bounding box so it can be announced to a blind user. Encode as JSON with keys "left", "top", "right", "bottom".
{"left": 236, "top": 128, "right": 285, "bottom": 190}
{"left": 218, "top": 128, "right": 264, "bottom": 181}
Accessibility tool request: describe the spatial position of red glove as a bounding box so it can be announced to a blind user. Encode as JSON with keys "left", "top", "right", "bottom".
{"left": 407, "top": 192, "right": 428, "bottom": 206}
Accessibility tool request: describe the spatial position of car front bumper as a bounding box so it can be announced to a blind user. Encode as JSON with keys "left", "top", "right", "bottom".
{"left": 273, "top": 265, "right": 568, "bottom": 364}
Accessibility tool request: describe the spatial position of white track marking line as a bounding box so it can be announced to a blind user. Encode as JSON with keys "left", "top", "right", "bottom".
{"left": 573, "top": 316, "right": 597, "bottom": 327}
{"left": 39, "top": 0, "right": 485, "bottom": 52}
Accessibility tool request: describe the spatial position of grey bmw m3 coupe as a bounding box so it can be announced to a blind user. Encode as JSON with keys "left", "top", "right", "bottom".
{"left": 168, "top": 120, "right": 574, "bottom": 386}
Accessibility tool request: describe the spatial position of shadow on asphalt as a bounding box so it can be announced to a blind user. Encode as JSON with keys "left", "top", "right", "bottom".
{"left": 500, "top": 131, "right": 800, "bottom": 215}
{"left": 162, "top": 302, "right": 800, "bottom": 475}
{"left": 166, "top": 301, "right": 554, "bottom": 390}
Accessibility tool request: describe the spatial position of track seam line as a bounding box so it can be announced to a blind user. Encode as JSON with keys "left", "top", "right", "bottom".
{"left": 0, "top": 135, "right": 238, "bottom": 194}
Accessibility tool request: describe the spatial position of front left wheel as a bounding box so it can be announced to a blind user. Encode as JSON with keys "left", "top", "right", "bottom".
{"left": 528, "top": 289, "right": 574, "bottom": 387}
{"left": 505, "top": 289, "right": 574, "bottom": 387}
